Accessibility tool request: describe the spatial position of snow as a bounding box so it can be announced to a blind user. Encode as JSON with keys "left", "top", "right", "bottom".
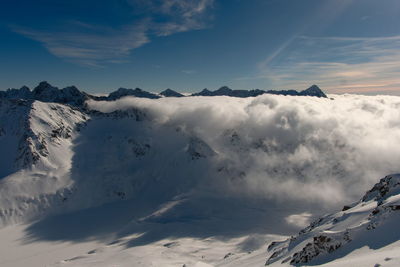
{"left": 266, "top": 174, "right": 400, "bottom": 266}
{"left": 0, "top": 94, "right": 400, "bottom": 266}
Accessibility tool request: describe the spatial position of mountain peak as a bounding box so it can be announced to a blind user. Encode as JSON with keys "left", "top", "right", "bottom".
{"left": 214, "top": 86, "right": 233, "bottom": 95}
{"left": 191, "top": 88, "right": 213, "bottom": 96}
{"left": 34, "top": 81, "right": 54, "bottom": 89}
{"left": 160, "top": 88, "right": 184, "bottom": 97}
{"left": 20, "top": 85, "right": 30, "bottom": 92}
{"left": 32, "top": 81, "right": 58, "bottom": 95}
{"left": 299, "top": 84, "right": 327, "bottom": 98}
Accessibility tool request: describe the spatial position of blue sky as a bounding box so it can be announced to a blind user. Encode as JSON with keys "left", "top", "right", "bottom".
{"left": 1, "top": 0, "right": 400, "bottom": 94}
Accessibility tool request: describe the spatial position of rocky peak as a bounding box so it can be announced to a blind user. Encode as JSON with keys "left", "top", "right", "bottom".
{"left": 160, "top": 88, "right": 184, "bottom": 97}
{"left": 32, "top": 81, "right": 57, "bottom": 94}
{"left": 361, "top": 174, "right": 400, "bottom": 203}
{"left": 192, "top": 88, "right": 212, "bottom": 96}
{"left": 299, "top": 85, "right": 327, "bottom": 98}
{"left": 214, "top": 86, "right": 233, "bottom": 95}
{"left": 4, "top": 86, "right": 33, "bottom": 99}
{"left": 19, "top": 86, "right": 31, "bottom": 93}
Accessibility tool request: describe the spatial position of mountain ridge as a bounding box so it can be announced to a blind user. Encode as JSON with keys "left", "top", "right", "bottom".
{"left": 266, "top": 174, "right": 400, "bottom": 266}
{"left": 0, "top": 82, "right": 327, "bottom": 107}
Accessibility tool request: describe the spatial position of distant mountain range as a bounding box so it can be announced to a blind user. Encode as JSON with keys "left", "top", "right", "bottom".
{"left": 0, "top": 82, "right": 327, "bottom": 107}
{"left": 191, "top": 85, "right": 326, "bottom": 98}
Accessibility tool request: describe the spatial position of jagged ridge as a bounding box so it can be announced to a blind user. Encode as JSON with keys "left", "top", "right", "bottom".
{"left": 0, "top": 82, "right": 328, "bottom": 108}
{"left": 266, "top": 174, "right": 400, "bottom": 265}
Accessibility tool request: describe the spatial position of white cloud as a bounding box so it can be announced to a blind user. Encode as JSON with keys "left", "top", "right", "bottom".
{"left": 13, "top": 23, "right": 151, "bottom": 67}
{"left": 13, "top": 0, "right": 214, "bottom": 66}
{"left": 87, "top": 94, "right": 400, "bottom": 207}
{"left": 182, "top": 69, "right": 197, "bottom": 74}
{"left": 154, "top": 0, "right": 214, "bottom": 36}
{"left": 285, "top": 212, "right": 313, "bottom": 228}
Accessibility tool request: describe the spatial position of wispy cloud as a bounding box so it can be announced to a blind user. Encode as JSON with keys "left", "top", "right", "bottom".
{"left": 13, "top": 23, "right": 150, "bottom": 67}
{"left": 154, "top": 0, "right": 214, "bottom": 36}
{"left": 12, "top": 0, "right": 214, "bottom": 66}
{"left": 252, "top": 35, "right": 400, "bottom": 95}
{"left": 182, "top": 69, "right": 197, "bottom": 74}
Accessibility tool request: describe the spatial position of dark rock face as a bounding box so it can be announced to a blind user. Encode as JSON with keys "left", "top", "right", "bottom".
{"left": 362, "top": 175, "right": 400, "bottom": 203}
{"left": 290, "top": 233, "right": 351, "bottom": 264}
{"left": 160, "top": 89, "right": 184, "bottom": 97}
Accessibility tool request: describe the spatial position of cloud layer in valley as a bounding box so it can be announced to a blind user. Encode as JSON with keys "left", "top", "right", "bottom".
{"left": 87, "top": 94, "right": 400, "bottom": 207}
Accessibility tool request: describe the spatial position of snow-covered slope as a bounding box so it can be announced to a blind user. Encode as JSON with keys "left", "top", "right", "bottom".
{"left": 266, "top": 174, "right": 400, "bottom": 266}
{"left": 13, "top": 173, "right": 398, "bottom": 267}
{"left": 0, "top": 98, "right": 88, "bottom": 224}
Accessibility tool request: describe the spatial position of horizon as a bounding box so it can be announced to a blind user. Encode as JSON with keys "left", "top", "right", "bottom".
{"left": 1, "top": 0, "right": 400, "bottom": 95}
{"left": 0, "top": 81, "right": 351, "bottom": 97}
{"left": 1, "top": 80, "right": 322, "bottom": 94}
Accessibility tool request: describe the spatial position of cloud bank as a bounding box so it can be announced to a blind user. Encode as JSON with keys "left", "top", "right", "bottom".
{"left": 87, "top": 94, "right": 400, "bottom": 207}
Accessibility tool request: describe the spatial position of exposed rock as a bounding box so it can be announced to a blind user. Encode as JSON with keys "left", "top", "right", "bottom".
{"left": 266, "top": 174, "right": 400, "bottom": 265}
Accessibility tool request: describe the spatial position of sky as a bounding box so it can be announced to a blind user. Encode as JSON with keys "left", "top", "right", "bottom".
{"left": 1, "top": 0, "right": 400, "bottom": 95}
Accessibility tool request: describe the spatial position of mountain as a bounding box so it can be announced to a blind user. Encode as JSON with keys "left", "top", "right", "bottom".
{"left": 191, "top": 88, "right": 214, "bottom": 96}
{"left": 191, "top": 86, "right": 259, "bottom": 97}
{"left": 107, "top": 87, "right": 160, "bottom": 100}
{"left": 1, "top": 85, "right": 32, "bottom": 99}
{"left": 213, "top": 86, "right": 234, "bottom": 96}
{"left": 0, "top": 82, "right": 162, "bottom": 106}
{"left": 266, "top": 89, "right": 299, "bottom": 96}
{"left": 0, "top": 81, "right": 90, "bottom": 106}
{"left": 299, "top": 84, "right": 327, "bottom": 98}
{"left": 191, "top": 85, "right": 327, "bottom": 98}
{"left": 160, "top": 88, "right": 184, "bottom": 97}
{"left": 266, "top": 174, "right": 400, "bottom": 266}
{"left": 1, "top": 82, "right": 328, "bottom": 106}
